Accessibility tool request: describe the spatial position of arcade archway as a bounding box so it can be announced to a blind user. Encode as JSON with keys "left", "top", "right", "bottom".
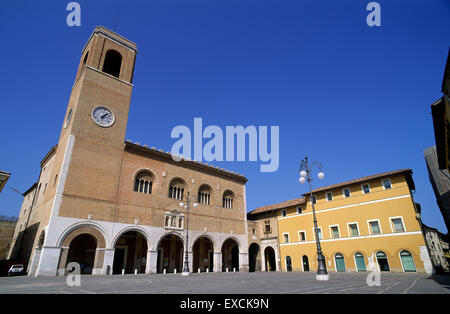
{"left": 193, "top": 237, "right": 214, "bottom": 272}
{"left": 157, "top": 234, "right": 184, "bottom": 273}
{"left": 113, "top": 231, "right": 148, "bottom": 274}
{"left": 222, "top": 239, "right": 239, "bottom": 272}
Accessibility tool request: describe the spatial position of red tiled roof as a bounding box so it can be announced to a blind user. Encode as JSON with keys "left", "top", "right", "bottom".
{"left": 304, "top": 169, "right": 413, "bottom": 195}
{"left": 248, "top": 197, "right": 305, "bottom": 215}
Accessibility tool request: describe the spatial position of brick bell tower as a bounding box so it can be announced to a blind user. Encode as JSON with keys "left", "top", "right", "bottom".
{"left": 34, "top": 27, "right": 137, "bottom": 276}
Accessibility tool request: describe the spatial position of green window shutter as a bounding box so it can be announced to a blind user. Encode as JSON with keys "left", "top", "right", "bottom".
{"left": 355, "top": 254, "right": 366, "bottom": 271}
{"left": 335, "top": 255, "right": 346, "bottom": 271}
{"left": 400, "top": 251, "right": 416, "bottom": 272}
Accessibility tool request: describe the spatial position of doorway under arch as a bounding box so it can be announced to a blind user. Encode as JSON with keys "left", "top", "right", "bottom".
{"left": 249, "top": 243, "right": 261, "bottom": 272}
{"left": 222, "top": 239, "right": 239, "bottom": 272}
{"left": 66, "top": 234, "right": 97, "bottom": 275}
{"left": 113, "top": 231, "right": 148, "bottom": 275}
{"left": 302, "top": 255, "right": 310, "bottom": 272}
{"left": 264, "top": 246, "right": 276, "bottom": 271}
{"left": 157, "top": 234, "right": 184, "bottom": 273}
{"left": 193, "top": 237, "right": 214, "bottom": 272}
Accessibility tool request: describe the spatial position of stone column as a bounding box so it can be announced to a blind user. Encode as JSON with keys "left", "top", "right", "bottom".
{"left": 35, "top": 246, "right": 62, "bottom": 277}
{"left": 239, "top": 252, "right": 249, "bottom": 272}
{"left": 261, "top": 248, "right": 267, "bottom": 272}
{"left": 92, "top": 249, "right": 105, "bottom": 275}
{"left": 103, "top": 249, "right": 115, "bottom": 275}
{"left": 274, "top": 245, "right": 281, "bottom": 272}
{"left": 213, "top": 252, "right": 222, "bottom": 272}
{"left": 146, "top": 250, "right": 158, "bottom": 274}
{"left": 27, "top": 248, "right": 42, "bottom": 277}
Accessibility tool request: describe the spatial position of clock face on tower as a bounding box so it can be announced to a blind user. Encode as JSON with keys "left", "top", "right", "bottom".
{"left": 92, "top": 106, "right": 115, "bottom": 127}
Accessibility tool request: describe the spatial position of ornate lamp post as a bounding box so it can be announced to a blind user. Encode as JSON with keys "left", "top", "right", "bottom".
{"left": 299, "top": 156, "right": 329, "bottom": 281}
{"left": 179, "top": 192, "right": 198, "bottom": 276}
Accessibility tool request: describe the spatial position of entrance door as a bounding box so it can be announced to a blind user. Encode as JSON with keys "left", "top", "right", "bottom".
{"left": 113, "top": 248, "right": 126, "bottom": 274}
{"left": 302, "top": 255, "right": 309, "bottom": 272}
{"left": 376, "top": 251, "right": 390, "bottom": 272}
{"left": 286, "top": 256, "right": 292, "bottom": 271}
{"left": 209, "top": 251, "right": 214, "bottom": 272}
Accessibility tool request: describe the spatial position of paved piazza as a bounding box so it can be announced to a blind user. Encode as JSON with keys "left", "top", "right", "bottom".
{"left": 0, "top": 272, "right": 449, "bottom": 294}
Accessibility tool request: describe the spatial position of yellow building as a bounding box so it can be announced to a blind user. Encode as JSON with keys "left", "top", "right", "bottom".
{"left": 275, "top": 169, "right": 433, "bottom": 274}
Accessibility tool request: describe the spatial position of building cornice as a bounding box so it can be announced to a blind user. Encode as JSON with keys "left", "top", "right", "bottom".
{"left": 124, "top": 141, "right": 248, "bottom": 184}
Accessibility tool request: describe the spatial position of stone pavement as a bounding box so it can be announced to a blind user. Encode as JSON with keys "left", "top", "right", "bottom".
{"left": 0, "top": 271, "right": 449, "bottom": 294}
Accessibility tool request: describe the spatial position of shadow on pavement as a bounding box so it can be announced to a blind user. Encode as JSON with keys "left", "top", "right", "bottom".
{"left": 427, "top": 273, "right": 450, "bottom": 290}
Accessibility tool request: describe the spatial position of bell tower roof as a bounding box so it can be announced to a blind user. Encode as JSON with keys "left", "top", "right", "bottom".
{"left": 82, "top": 26, "right": 138, "bottom": 55}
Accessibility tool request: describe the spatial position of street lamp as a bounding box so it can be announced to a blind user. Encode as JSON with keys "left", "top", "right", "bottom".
{"left": 179, "top": 192, "right": 198, "bottom": 276}
{"left": 299, "top": 155, "right": 329, "bottom": 281}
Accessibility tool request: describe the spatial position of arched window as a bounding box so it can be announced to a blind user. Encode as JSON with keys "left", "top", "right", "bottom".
{"left": 133, "top": 170, "right": 153, "bottom": 194}
{"left": 102, "top": 49, "right": 122, "bottom": 78}
{"left": 400, "top": 250, "right": 416, "bottom": 272}
{"left": 168, "top": 178, "right": 186, "bottom": 200}
{"left": 198, "top": 184, "right": 212, "bottom": 205}
{"left": 222, "top": 190, "right": 234, "bottom": 209}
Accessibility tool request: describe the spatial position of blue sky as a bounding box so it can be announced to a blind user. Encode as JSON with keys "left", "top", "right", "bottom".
{"left": 0, "top": 0, "right": 449, "bottom": 233}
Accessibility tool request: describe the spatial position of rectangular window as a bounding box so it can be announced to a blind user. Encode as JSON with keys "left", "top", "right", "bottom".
{"left": 343, "top": 188, "right": 351, "bottom": 198}
{"left": 362, "top": 184, "right": 370, "bottom": 194}
{"left": 391, "top": 218, "right": 404, "bottom": 232}
{"left": 297, "top": 206, "right": 302, "bottom": 214}
{"left": 369, "top": 221, "right": 381, "bottom": 234}
{"left": 281, "top": 209, "right": 287, "bottom": 217}
{"left": 264, "top": 221, "right": 272, "bottom": 234}
{"left": 382, "top": 179, "right": 392, "bottom": 190}
{"left": 283, "top": 233, "right": 290, "bottom": 243}
{"left": 326, "top": 192, "right": 333, "bottom": 201}
{"left": 299, "top": 231, "right": 306, "bottom": 242}
{"left": 331, "top": 226, "right": 340, "bottom": 238}
{"left": 349, "top": 223, "right": 359, "bottom": 236}
{"left": 314, "top": 227, "right": 323, "bottom": 240}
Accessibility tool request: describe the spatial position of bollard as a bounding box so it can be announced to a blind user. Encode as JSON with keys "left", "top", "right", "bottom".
{"left": 198, "top": 268, "right": 201, "bottom": 274}
{"left": 233, "top": 268, "right": 236, "bottom": 272}
{"left": 121, "top": 269, "right": 125, "bottom": 275}
{"left": 206, "top": 268, "right": 209, "bottom": 273}
{"left": 226, "top": 268, "right": 228, "bottom": 273}
{"left": 134, "top": 269, "right": 137, "bottom": 275}
{"left": 163, "top": 269, "right": 166, "bottom": 274}
{"left": 174, "top": 268, "right": 177, "bottom": 274}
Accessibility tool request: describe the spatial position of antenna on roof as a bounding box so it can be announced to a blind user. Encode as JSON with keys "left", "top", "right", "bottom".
{"left": 10, "top": 187, "right": 22, "bottom": 196}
